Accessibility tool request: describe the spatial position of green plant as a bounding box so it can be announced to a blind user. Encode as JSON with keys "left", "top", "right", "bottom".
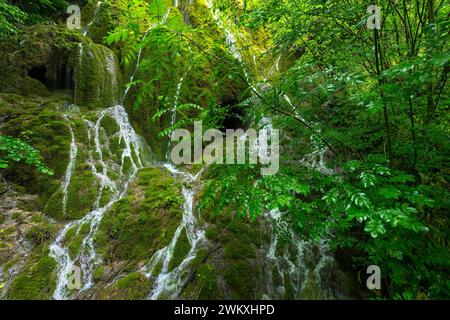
{"left": 0, "top": 135, "right": 53, "bottom": 175}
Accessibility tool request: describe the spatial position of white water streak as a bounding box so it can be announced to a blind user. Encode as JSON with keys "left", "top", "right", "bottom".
{"left": 262, "top": 210, "right": 334, "bottom": 300}
{"left": 62, "top": 116, "right": 78, "bottom": 216}
{"left": 83, "top": 1, "right": 103, "bottom": 37}
{"left": 146, "top": 164, "right": 205, "bottom": 300}
{"left": 50, "top": 105, "right": 146, "bottom": 300}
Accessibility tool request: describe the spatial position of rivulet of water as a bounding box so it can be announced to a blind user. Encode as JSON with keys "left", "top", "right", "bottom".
{"left": 83, "top": 1, "right": 103, "bottom": 37}
{"left": 145, "top": 164, "right": 206, "bottom": 300}
{"left": 61, "top": 115, "right": 78, "bottom": 216}
{"left": 50, "top": 105, "right": 147, "bottom": 300}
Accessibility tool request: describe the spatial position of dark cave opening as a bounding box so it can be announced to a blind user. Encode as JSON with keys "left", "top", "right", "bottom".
{"left": 28, "top": 65, "right": 47, "bottom": 85}
{"left": 47, "top": 63, "right": 75, "bottom": 90}
{"left": 28, "top": 63, "right": 75, "bottom": 91}
{"left": 220, "top": 97, "right": 246, "bottom": 131}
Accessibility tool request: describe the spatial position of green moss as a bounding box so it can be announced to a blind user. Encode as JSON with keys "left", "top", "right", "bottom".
{"left": 100, "top": 114, "right": 119, "bottom": 137}
{"left": 44, "top": 159, "right": 97, "bottom": 222}
{"left": 11, "top": 212, "right": 21, "bottom": 221}
{"left": 205, "top": 225, "right": 219, "bottom": 240}
{"left": 0, "top": 94, "right": 71, "bottom": 186}
{"left": 78, "top": 222, "right": 91, "bottom": 235}
{"left": 108, "top": 135, "right": 122, "bottom": 162}
{"left": 168, "top": 229, "right": 191, "bottom": 272}
{"left": 224, "top": 261, "right": 254, "bottom": 299}
{"left": 74, "top": 43, "right": 122, "bottom": 110}
{"left": 195, "top": 264, "right": 220, "bottom": 300}
{"left": 224, "top": 240, "right": 256, "bottom": 260}
{"left": 121, "top": 157, "right": 133, "bottom": 177}
{"left": 68, "top": 235, "right": 84, "bottom": 259}
{"left": 93, "top": 266, "right": 106, "bottom": 281}
{"left": 0, "top": 213, "right": 4, "bottom": 225}
{"left": 65, "top": 164, "right": 97, "bottom": 220}
{"left": 25, "top": 224, "right": 57, "bottom": 246}
{"left": 45, "top": 189, "right": 64, "bottom": 220}
{"left": 82, "top": 1, "right": 114, "bottom": 43}
{"left": 8, "top": 255, "right": 57, "bottom": 300}
{"left": 150, "top": 260, "right": 164, "bottom": 278}
{"left": 95, "top": 167, "right": 183, "bottom": 269}
{"left": 0, "top": 24, "right": 83, "bottom": 95}
{"left": 64, "top": 225, "right": 78, "bottom": 243}
{"left": 114, "top": 272, "right": 151, "bottom": 300}
{"left": 139, "top": 168, "right": 183, "bottom": 209}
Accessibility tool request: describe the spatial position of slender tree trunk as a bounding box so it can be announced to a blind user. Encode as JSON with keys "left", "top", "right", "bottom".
{"left": 374, "top": 28, "right": 393, "bottom": 163}
{"left": 425, "top": 0, "right": 436, "bottom": 123}
{"left": 409, "top": 96, "right": 418, "bottom": 174}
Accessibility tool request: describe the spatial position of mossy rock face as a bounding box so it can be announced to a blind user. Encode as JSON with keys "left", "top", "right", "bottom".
{"left": 0, "top": 22, "right": 122, "bottom": 110}
{"left": 96, "top": 272, "right": 152, "bottom": 300}
{"left": 65, "top": 165, "right": 98, "bottom": 220}
{"left": 181, "top": 194, "right": 267, "bottom": 300}
{"left": 119, "top": 0, "right": 252, "bottom": 162}
{"left": 74, "top": 43, "right": 122, "bottom": 110}
{"left": 0, "top": 93, "right": 101, "bottom": 222}
{"left": 95, "top": 167, "right": 183, "bottom": 269}
{"left": 7, "top": 254, "right": 57, "bottom": 300}
{"left": 25, "top": 224, "right": 58, "bottom": 247}
{"left": 168, "top": 229, "right": 191, "bottom": 272}
{"left": 0, "top": 24, "right": 85, "bottom": 96}
{"left": 81, "top": 1, "right": 114, "bottom": 43}
{"left": 0, "top": 93, "right": 71, "bottom": 199}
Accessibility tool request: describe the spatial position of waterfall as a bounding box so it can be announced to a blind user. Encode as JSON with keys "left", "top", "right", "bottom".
{"left": 146, "top": 164, "right": 206, "bottom": 300}
{"left": 275, "top": 54, "right": 281, "bottom": 72}
{"left": 50, "top": 105, "right": 147, "bottom": 300}
{"left": 262, "top": 210, "right": 335, "bottom": 299}
{"left": 47, "top": 0, "right": 338, "bottom": 301}
{"left": 83, "top": 1, "right": 103, "bottom": 37}
{"left": 257, "top": 97, "right": 335, "bottom": 299}
{"left": 75, "top": 41, "right": 121, "bottom": 108}
{"left": 50, "top": 1, "right": 179, "bottom": 300}
{"left": 205, "top": 2, "right": 338, "bottom": 299}
{"left": 61, "top": 115, "right": 78, "bottom": 216}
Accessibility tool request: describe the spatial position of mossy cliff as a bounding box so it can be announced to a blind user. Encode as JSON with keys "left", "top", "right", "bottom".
{"left": 0, "top": 0, "right": 339, "bottom": 301}
{"left": 72, "top": 165, "right": 273, "bottom": 300}
{"left": 75, "top": 167, "right": 183, "bottom": 299}
{"left": 179, "top": 192, "right": 269, "bottom": 300}
{"left": 0, "top": 23, "right": 122, "bottom": 110}
{"left": 122, "top": 0, "right": 267, "bottom": 160}
{"left": 0, "top": 188, "right": 59, "bottom": 300}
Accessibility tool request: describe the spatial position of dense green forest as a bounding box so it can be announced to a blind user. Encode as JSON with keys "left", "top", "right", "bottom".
{"left": 0, "top": 0, "right": 448, "bottom": 300}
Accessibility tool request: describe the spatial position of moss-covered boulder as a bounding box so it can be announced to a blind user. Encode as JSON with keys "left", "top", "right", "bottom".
{"left": 74, "top": 43, "right": 122, "bottom": 110}
{"left": 94, "top": 167, "right": 183, "bottom": 270}
{"left": 180, "top": 205, "right": 267, "bottom": 300}
{"left": 7, "top": 254, "right": 57, "bottom": 300}
{"left": 96, "top": 272, "right": 152, "bottom": 300}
